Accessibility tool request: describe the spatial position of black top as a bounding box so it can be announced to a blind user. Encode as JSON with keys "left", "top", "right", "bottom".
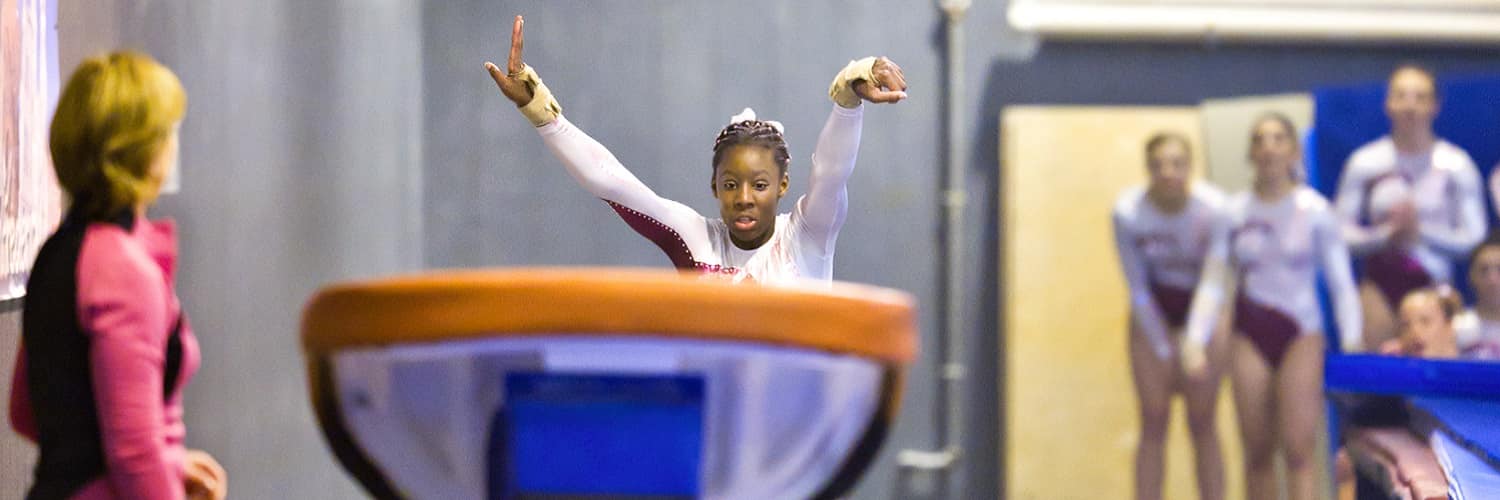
{"left": 20, "top": 211, "right": 183, "bottom": 500}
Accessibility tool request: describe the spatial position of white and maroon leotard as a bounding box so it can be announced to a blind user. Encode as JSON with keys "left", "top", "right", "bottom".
{"left": 1186, "top": 186, "right": 1363, "bottom": 361}
{"left": 536, "top": 105, "right": 863, "bottom": 285}
{"left": 1111, "top": 183, "right": 1225, "bottom": 358}
{"left": 1334, "top": 137, "right": 1487, "bottom": 306}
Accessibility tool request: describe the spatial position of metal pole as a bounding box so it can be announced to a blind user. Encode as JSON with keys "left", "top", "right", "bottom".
{"left": 897, "top": 2, "right": 970, "bottom": 498}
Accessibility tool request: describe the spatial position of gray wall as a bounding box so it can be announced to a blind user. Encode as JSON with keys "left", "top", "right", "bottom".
{"left": 2, "top": 0, "right": 425, "bottom": 498}
{"left": 7, "top": 0, "right": 1500, "bottom": 499}
{"left": 0, "top": 299, "right": 26, "bottom": 496}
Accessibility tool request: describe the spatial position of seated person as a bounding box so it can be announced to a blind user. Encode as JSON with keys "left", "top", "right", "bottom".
{"left": 1454, "top": 236, "right": 1500, "bottom": 359}
{"left": 1336, "top": 287, "right": 1460, "bottom": 500}
{"left": 1378, "top": 286, "right": 1461, "bottom": 358}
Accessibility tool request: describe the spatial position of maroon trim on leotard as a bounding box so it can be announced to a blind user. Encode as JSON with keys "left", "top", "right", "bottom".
{"left": 1149, "top": 282, "right": 1193, "bottom": 329}
{"left": 1361, "top": 249, "right": 1434, "bottom": 309}
{"left": 605, "top": 200, "right": 698, "bottom": 269}
{"left": 1233, "top": 292, "right": 1301, "bottom": 368}
{"left": 604, "top": 199, "right": 741, "bottom": 276}
{"left": 1355, "top": 171, "right": 1444, "bottom": 308}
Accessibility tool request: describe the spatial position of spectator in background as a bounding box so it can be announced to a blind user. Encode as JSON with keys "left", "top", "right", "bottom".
{"left": 1454, "top": 235, "right": 1500, "bottom": 359}
{"left": 1333, "top": 64, "right": 1487, "bottom": 352}
{"left": 1111, "top": 132, "right": 1229, "bottom": 500}
{"left": 8, "top": 51, "right": 226, "bottom": 500}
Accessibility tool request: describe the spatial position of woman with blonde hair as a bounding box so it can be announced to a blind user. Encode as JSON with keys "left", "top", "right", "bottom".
{"left": 8, "top": 51, "right": 225, "bottom": 500}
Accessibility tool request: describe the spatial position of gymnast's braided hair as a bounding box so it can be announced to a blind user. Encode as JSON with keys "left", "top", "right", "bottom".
{"left": 712, "top": 119, "right": 790, "bottom": 175}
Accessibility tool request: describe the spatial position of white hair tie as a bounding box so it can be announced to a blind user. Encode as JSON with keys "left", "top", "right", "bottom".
{"left": 729, "top": 107, "right": 783, "bottom": 135}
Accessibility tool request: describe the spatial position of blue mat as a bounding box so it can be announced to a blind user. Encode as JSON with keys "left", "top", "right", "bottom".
{"left": 1410, "top": 396, "right": 1500, "bottom": 472}
{"left": 1325, "top": 355, "right": 1500, "bottom": 399}
{"left": 1326, "top": 355, "right": 1500, "bottom": 490}
{"left": 491, "top": 372, "right": 704, "bottom": 499}
{"left": 1432, "top": 430, "right": 1500, "bottom": 500}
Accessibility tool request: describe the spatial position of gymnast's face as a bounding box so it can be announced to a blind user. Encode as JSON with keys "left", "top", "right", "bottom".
{"left": 712, "top": 145, "right": 788, "bottom": 250}
{"left": 1397, "top": 294, "right": 1454, "bottom": 358}
{"left": 1470, "top": 246, "right": 1500, "bottom": 304}
{"left": 1386, "top": 68, "right": 1439, "bottom": 135}
{"left": 1146, "top": 140, "right": 1190, "bottom": 204}
{"left": 1250, "top": 119, "right": 1298, "bottom": 184}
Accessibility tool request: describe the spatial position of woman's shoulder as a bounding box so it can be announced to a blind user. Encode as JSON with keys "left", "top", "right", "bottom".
{"left": 77, "top": 221, "right": 161, "bottom": 291}
{"left": 1188, "top": 182, "right": 1227, "bottom": 212}
{"left": 1433, "top": 139, "right": 1480, "bottom": 173}
{"left": 1293, "top": 186, "right": 1333, "bottom": 211}
{"left": 1219, "top": 189, "right": 1253, "bottom": 214}
{"left": 1111, "top": 185, "right": 1148, "bottom": 217}
{"left": 1348, "top": 136, "right": 1395, "bottom": 166}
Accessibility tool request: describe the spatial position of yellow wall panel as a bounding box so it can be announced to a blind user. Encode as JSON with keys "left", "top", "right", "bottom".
{"left": 1000, "top": 106, "right": 1244, "bottom": 500}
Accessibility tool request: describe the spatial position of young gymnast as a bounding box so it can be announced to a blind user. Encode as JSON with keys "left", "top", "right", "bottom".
{"left": 1111, "top": 132, "right": 1228, "bottom": 500}
{"left": 1333, "top": 64, "right": 1486, "bottom": 350}
{"left": 485, "top": 15, "right": 906, "bottom": 284}
{"left": 483, "top": 17, "right": 907, "bottom": 497}
{"left": 1452, "top": 236, "right": 1500, "bottom": 359}
{"left": 1182, "top": 113, "right": 1363, "bottom": 500}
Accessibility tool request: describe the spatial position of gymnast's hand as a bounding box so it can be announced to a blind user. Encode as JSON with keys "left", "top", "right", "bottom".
{"left": 485, "top": 15, "right": 533, "bottom": 107}
{"left": 854, "top": 57, "right": 908, "bottom": 104}
{"left": 1389, "top": 199, "right": 1419, "bottom": 247}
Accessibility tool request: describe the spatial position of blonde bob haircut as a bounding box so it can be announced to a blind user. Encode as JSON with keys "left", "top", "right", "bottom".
{"left": 50, "top": 51, "right": 185, "bottom": 220}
